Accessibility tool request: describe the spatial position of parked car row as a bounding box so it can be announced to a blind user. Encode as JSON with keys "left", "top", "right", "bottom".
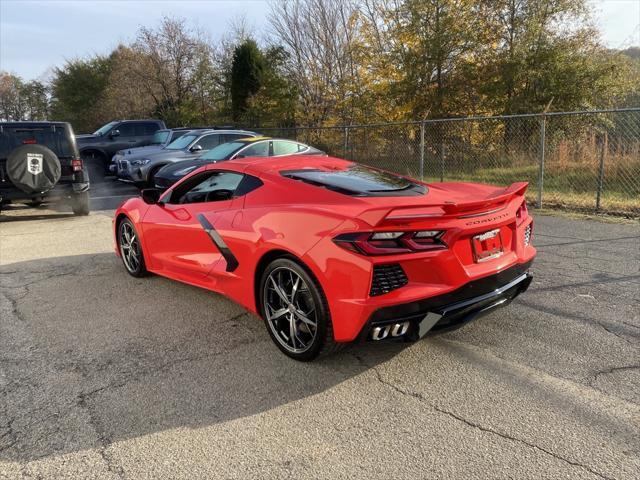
{"left": 0, "top": 118, "right": 327, "bottom": 215}
{"left": 85, "top": 121, "right": 327, "bottom": 188}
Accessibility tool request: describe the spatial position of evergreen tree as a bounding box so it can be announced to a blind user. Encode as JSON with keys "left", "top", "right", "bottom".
{"left": 230, "top": 39, "right": 264, "bottom": 121}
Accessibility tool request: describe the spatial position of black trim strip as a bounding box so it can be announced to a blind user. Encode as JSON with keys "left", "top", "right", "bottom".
{"left": 197, "top": 213, "right": 239, "bottom": 272}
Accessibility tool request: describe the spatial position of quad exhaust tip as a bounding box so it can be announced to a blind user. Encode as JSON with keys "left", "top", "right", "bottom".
{"left": 371, "top": 321, "right": 410, "bottom": 340}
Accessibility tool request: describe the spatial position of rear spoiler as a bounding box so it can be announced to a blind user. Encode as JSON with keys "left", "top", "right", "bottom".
{"left": 358, "top": 182, "right": 528, "bottom": 226}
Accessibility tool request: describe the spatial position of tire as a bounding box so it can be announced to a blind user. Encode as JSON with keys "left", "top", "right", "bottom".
{"left": 117, "top": 218, "right": 148, "bottom": 277}
{"left": 71, "top": 191, "right": 90, "bottom": 216}
{"left": 259, "top": 257, "right": 340, "bottom": 361}
{"left": 146, "top": 166, "right": 163, "bottom": 188}
{"left": 6, "top": 144, "right": 61, "bottom": 194}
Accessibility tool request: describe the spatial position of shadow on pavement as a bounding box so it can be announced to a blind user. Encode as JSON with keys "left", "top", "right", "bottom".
{"left": 0, "top": 253, "right": 402, "bottom": 462}
{"left": 0, "top": 179, "right": 140, "bottom": 222}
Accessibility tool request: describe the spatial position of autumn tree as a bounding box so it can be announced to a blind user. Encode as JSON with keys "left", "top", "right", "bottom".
{"left": 481, "top": 0, "right": 621, "bottom": 114}
{"left": 121, "top": 17, "right": 219, "bottom": 126}
{"left": 0, "top": 73, "right": 49, "bottom": 121}
{"left": 269, "top": 0, "right": 364, "bottom": 126}
{"left": 49, "top": 55, "right": 112, "bottom": 132}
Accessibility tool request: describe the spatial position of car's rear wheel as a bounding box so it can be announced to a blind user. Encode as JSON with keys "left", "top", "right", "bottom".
{"left": 118, "top": 218, "right": 148, "bottom": 277}
{"left": 259, "top": 257, "right": 339, "bottom": 361}
{"left": 70, "top": 191, "right": 90, "bottom": 216}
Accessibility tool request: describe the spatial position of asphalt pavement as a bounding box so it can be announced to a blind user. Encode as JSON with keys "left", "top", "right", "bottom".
{"left": 0, "top": 185, "right": 639, "bottom": 479}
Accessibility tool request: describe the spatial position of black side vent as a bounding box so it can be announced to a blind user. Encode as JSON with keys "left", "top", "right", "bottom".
{"left": 370, "top": 264, "right": 408, "bottom": 296}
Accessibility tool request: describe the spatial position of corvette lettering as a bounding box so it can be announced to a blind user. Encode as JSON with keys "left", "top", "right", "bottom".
{"left": 465, "top": 212, "right": 510, "bottom": 225}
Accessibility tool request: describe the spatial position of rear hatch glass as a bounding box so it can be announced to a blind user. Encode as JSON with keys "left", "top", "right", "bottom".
{"left": 0, "top": 126, "right": 74, "bottom": 159}
{"left": 281, "top": 164, "right": 427, "bottom": 197}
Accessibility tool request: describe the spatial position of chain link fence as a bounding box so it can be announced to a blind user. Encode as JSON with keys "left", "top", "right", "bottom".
{"left": 258, "top": 108, "right": 640, "bottom": 216}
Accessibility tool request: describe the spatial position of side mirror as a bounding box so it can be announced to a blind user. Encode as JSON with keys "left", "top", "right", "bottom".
{"left": 141, "top": 188, "right": 162, "bottom": 205}
{"left": 189, "top": 144, "right": 203, "bottom": 153}
{"left": 109, "top": 129, "right": 121, "bottom": 139}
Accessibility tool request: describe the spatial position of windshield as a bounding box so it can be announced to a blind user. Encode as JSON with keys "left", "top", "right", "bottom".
{"left": 200, "top": 142, "right": 245, "bottom": 161}
{"left": 150, "top": 130, "right": 170, "bottom": 145}
{"left": 0, "top": 126, "right": 74, "bottom": 159}
{"left": 166, "top": 134, "right": 197, "bottom": 150}
{"left": 93, "top": 121, "right": 118, "bottom": 136}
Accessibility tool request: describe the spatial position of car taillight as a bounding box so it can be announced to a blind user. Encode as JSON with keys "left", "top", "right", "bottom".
{"left": 22, "top": 138, "right": 37, "bottom": 144}
{"left": 71, "top": 158, "right": 83, "bottom": 172}
{"left": 516, "top": 200, "right": 528, "bottom": 225}
{"left": 333, "top": 230, "right": 445, "bottom": 255}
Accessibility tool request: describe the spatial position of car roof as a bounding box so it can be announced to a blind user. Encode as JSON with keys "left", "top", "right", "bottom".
{"left": 221, "top": 155, "right": 349, "bottom": 175}
{"left": 237, "top": 136, "right": 271, "bottom": 142}
{"left": 0, "top": 121, "right": 70, "bottom": 127}
{"left": 114, "top": 119, "right": 163, "bottom": 123}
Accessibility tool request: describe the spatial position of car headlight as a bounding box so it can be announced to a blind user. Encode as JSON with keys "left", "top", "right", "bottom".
{"left": 130, "top": 158, "right": 151, "bottom": 166}
{"left": 175, "top": 165, "right": 197, "bottom": 176}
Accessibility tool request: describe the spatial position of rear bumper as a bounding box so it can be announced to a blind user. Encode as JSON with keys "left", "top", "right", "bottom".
{"left": 357, "top": 260, "right": 533, "bottom": 342}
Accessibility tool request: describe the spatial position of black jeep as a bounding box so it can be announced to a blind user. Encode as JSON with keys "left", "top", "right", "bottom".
{"left": 0, "top": 122, "right": 90, "bottom": 215}
{"left": 76, "top": 119, "right": 166, "bottom": 180}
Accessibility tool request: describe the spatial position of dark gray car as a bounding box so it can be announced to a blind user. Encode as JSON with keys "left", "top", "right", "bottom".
{"left": 76, "top": 119, "right": 166, "bottom": 179}
{"left": 153, "top": 138, "right": 326, "bottom": 189}
{"left": 108, "top": 127, "right": 193, "bottom": 174}
{"left": 115, "top": 129, "right": 257, "bottom": 185}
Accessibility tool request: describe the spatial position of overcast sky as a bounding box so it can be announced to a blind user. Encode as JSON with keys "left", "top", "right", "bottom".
{"left": 1, "top": 0, "right": 639, "bottom": 81}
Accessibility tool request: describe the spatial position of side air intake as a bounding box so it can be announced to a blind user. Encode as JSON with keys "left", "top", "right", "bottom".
{"left": 370, "top": 264, "right": 408, "bottom": 296}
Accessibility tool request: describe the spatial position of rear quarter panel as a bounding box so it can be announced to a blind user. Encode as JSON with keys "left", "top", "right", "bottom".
{"left": 210, "top": 200, "right": 349, "bottom": 314}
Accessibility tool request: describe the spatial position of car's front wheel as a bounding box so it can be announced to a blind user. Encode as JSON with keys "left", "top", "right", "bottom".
{"left": 259, "top": 257, "right": 339, "bottom": 361}
{"left": 118, "top": 218, "right": 148, "bottom": 277}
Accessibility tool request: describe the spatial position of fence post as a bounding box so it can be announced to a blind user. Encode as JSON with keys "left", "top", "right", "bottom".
{"left": 419, "top": 121, "right": 425, "bottom": 180}
{"left": 343, "top": 126, "right": 348, "bottom": 159}
{"left": 537, "top": 114, "right": 546, "bottom": 208}
{"left": 440, "top": 143, "right": 445, "bottom": 182}
{"left": 596, "top": 133, "right": 607, "bottom": 211}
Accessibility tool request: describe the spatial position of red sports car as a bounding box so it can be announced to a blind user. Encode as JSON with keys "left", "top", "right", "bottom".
{"left": 113, "top": 156, "right": 535, "bottom": 360}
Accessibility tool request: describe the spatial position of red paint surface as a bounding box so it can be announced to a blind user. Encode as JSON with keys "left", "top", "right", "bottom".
{"left": 114, "top": 156, "right": 536, "bottom": 342}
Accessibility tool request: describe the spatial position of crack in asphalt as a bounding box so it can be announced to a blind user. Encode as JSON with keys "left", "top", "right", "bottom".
{"left": 352, "top": 353, "right": 615, "bottom": 480}
{"left": 1, "top": 291, "right": 28, "bottom": 324}
{"left": 76, "top": 392, "right": 126, "bottom": 480}
{"left": 589, "top": 365, "right": 640, "bottom": 387}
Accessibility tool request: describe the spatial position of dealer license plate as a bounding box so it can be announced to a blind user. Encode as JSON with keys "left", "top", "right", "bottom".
{"left": 472, "top": 229, "right": 503, "bottom": 262}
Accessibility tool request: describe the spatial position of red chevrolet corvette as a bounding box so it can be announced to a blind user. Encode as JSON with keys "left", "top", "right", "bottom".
{"left": 113, "top": 155, "right": 535, "bottom": 360}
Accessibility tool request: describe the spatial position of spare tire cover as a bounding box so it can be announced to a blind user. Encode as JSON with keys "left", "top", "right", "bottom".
{"left": 6, "top": 144, "right": 62, "bottom": 194}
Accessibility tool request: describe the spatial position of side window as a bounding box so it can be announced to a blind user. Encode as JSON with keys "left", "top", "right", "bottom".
{"left": 142, "top": 122, "right": 161, "bottom": 135}
{"left": 238, "top": 141, "right": 269, "bottom": 158}
{"left": 171, "top": 171, "right": 244, "bottom": 205}
{"left": 117, "top": 123, "right": 136, "bottom": 137}
{"left": 273, "top": 140, "right": 303, "bottom": 156}
{"left": 170, "top": 130, "right": 187, "bottom": 142}
{"left": 131, "top": 123, "right": 146, "bottom": 136}
{"left": 194, "top": 134, "right": 221, "bottom": 151}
